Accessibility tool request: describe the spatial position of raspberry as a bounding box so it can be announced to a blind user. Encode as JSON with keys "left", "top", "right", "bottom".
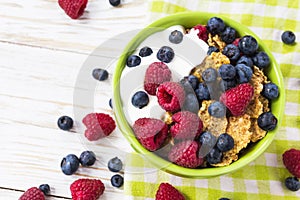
{"left": 170, "top": 111, "right": 203, "bottom": 140}
{"left": 232, "top": 38, "right": 240, "bottom": 47}
{"left": 19, "top": 187, "right": 45, "bottom": 200}
{"left": 168, "top": 140, "right": 204, "bottom": 168}
{"left": 82, "top": 113, "right": 116, "bottom": 141}
{"left": 155, "top": 183, "right": 186, "bottom": 200}
{"left": 193, "top": 24, "right": 208, "bottom": 42}
{"left": 144, "top": 62, "right": 172, "bottom": 95}
{"left": 220, "top": 83, "right": 254, "bottom": 116}
{"left": 283, "top": 148, "right": 300, "bottom": 178}
{"left": 157, "top": 82, "right": 185, "bottom": 112}
{"left": 133, "top": 118, "right": 169, "bottom": 151}
{"left": 58, "top": 0, "right": 88, "bottom": 19}
{"left": 70, "top": 178, "right": 105, "bottom": 200}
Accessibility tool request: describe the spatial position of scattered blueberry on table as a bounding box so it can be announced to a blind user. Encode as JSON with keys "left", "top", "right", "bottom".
{"left": 111, "top": 174, "right": 124, "bottom": 188}
{"left": 79, "top": 151, "right": 96, "bottom": 167}
{"left": 108, "top": 157, "right": 123, "bottom": 172}
{"left": 92, "top": 68, "right": 109, "bottom": 81}
{"left": 281, "top": 30, "right": 296, "bottom": 44}
{"left": 57, "top": 115, "right": 73, "bottom": 131}
{"left": 39, "top": 184, "right": 50, "bottom": 196}
{"left": 109, "top": 0, "right": 121, "bottom": 7}
{"left": 60, "top": 154, "right": 80, "bottom": 175}
{"left": 285, "top": 177, "right": 300, "bottom": 191}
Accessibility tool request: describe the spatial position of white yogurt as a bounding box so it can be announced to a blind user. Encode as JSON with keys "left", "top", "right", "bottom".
{"left": 120, "top": 25, "right": 209, "bottom": 125}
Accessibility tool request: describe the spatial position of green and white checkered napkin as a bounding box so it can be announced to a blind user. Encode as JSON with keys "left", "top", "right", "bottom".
{"left": 124, "top": 0, "right": 300, "bottom": 199}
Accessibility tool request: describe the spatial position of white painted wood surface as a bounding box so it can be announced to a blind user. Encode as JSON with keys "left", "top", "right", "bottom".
{"left": 0, "top": 0, "right": 149, "bottom": 199}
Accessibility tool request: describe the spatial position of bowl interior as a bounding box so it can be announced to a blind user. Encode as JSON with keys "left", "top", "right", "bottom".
{"left": 112, "top": 12, "right": 285, "bottom": 178}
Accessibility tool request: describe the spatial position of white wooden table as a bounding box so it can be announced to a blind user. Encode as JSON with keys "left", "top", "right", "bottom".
{"left": 0, "top": 0, "right": 148, "bottom": 199}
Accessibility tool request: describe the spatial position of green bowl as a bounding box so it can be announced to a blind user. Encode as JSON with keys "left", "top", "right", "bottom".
{"left": 112, "top": 12, "right": 285, "bottom": 178}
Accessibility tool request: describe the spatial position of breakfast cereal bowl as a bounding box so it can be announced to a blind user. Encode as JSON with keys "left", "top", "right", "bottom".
{"left": 112, "top": 12, "right": 285, "bottom": 178}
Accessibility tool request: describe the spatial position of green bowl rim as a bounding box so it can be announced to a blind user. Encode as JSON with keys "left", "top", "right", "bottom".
{"left": 112, "top": 11, "right": 285, "bottom": 178}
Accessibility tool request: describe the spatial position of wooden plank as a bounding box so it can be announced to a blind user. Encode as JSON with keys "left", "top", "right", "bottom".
{"left": 0, "top": 36, "right": 132, "bottom": 198}
{"left": 0, "top": 188, "right": 69, "bottom": 199}
{"left": 0, "top": 0, "right": 148, "bottom": 53}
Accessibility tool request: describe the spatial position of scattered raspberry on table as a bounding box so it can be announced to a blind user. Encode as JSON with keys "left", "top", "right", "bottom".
{"left": 82, "top": 113, "right": 116, "bottom": 141}
{"left": 155, "top": 182, "right": 185, "bottom": 200}
{"left": 283, "top": 148, "right": 300, "bottom": 178}
{"left": 58, "top": 0, "right": 88, "bottom": 19}
{"left": 19, "top": 187, "right": 45, "bottom": 200}
{"left": 70, "top": 178, "right": 105, "bottom": 200}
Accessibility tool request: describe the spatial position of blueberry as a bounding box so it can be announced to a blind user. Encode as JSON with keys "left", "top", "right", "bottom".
{"left": 39, "top": 184, "right": 50, "bottom": 195}
{"left": 257, "top": 112, "right": 277, "bottom": 131}
{"left": 220, "top": 79, "right": 237, "bottom": 91}
{"left": 252, "top": 51, "right": 270, "bottom": 69}
{"left": 237, "top": 55, "right": 253, "bottom": 68}
{"left": 92, "top": 68, "right": 109, "bottom": 81}
{"left": 207, "top": 46, "right": 220, "bottom": 55}
{"left": 206, "top": 147, "right": 223, "bottom": 164}
{"left": 207, "top": 17, "right": 226, "bottom": 35}
{"left": 199, "top": 131, "right": 217, "bottom": 148}
{"left": 126, "top": 55, "right": 141, "bottom": 67}
{"left": 281, "top": 31, "right": 296, "bottom": 44}
{"left": 187, "top": 75, "right": 199, "bottom": 90}
{"left": 262, "top": 83, "right": 279, "bottom": 100}
{"left": 169, "top": 30, "right": 184, "bottom": 44}
{"left": 131, "top": 91, "right": 149, "bottom": 109}
{"left": 202, "top": 67, "right": 218, "bottom": 83}
{"left": 285, "top": 177, "right": 300, "bottom": 191}
{"left": 109, "top": 0, "right": 121, "bottom": 7}
{"left": 222, "top": 44, "right": 240, "bottom": 62}
{"left": 179, "top": 78, "right": 195, "bottom": 94}
{"left": 57, "top": 116, "right": 73, "bottom": 131}
{"left": 221, "top": 26, "right": 237, "bottom": 44}
{"left": 238, "top": 35, "right": 258, "bottom": 56}
{"left": 139, "top": 46, "right": 153, "bottom": 57}
{"left": 216, "top": 133, "right": 234, "bottom": 152}
{"left": 219, "top": 64, "right": 236, "bottom": 80}
{"left": 219, "top": 198, "right": 230, "bottom": 200}
{"left": 109, "top": 98, "right": 113, "bottom": 109}
{"left": 79, "top": 151, "right": 96, "bottom": 166}
{"left": 236, "top": 63, "right": 253, "bottom": 83}
{"left": 60, "top": 154, "right": 80, "bottom": 175}
{"left": 182, "top": 93, "right": 199, "bottom": 114}
{"left": 157, "top": 46, "right": 175, "bottom": 63}
{"left": 111, "top": 174, "right": 124, "bottom": 188}
{"left": 208, "top": 101, "right": 226, "bottom": 118}
{"left": 108, "top": 157, "right": 123, "bottom": 172}
{"left": 195, "top": 83, "right": 210, "bottom": 101}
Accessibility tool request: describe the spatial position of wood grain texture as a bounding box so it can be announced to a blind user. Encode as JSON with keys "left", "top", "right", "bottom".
{"left": 0, "top": 0, "right": 149, "bottom": 199}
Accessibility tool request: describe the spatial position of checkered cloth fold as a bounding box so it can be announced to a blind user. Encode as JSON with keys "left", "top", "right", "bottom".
{"left": 124, "top": 0, "right": 300, "bottom": 199}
